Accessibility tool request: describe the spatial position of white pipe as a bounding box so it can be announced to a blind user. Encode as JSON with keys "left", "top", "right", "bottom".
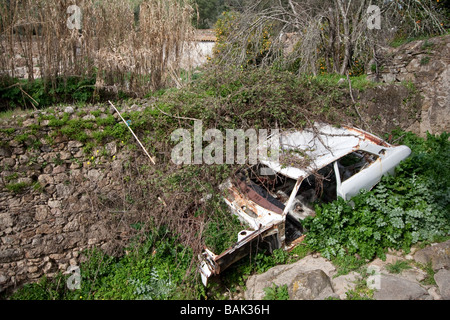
{"left": 108, "top": 100, "right": 156, "bottom": 165}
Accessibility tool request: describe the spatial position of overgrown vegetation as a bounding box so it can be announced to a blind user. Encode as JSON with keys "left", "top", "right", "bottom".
{"left": 263, "top": 283, "right": 289, "bottom": 300}
{"left": 0, "top": 0, "right": 194, "bottom": 110}
{"left": 303, "top": 130, "right": 450, "bottom": 262}
{"left": 0, "top": 76, "right": 99, "bottom": 111}
{"left": 212, "top": 0, "right": 448, "bottom": 76}
{"left": 9, "top": 228, "right": 202, "bottom": 300}
{"left": 1, "top": 0, "right": 449, "bottom": 301}
{"left": 2, "top": 62, "right": 449, "bottom": 300}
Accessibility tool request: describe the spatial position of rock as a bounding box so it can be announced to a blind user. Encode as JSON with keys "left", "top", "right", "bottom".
{"left": 87, "top": 169, "right": 101, "bottom": 180}
{"left": 64, "top": 106, "right": 74, "bottom": 114}
{"left": 428, "top": 286, "right": 442, "bottom": 300}
{"left": 68, "top": 140, "right": 84, "bottom": 149}
{"left": 43, "top": 261, "right": 53, "bottom": 273}
{"left": 289, "top": 270, "right": 337, "bottom": 300}
{"left": 0, "top": 213, "right": 13, "bottom": 228}
{"left": 245, "top": 255, "right": 337, "bottom": 300}
{"left": 35, "top": 206, "right": 48, "bottom": 221}
{"left": 38, "top": 174, "right": 54, "bottom": 186}
{"left": 55, "top": 184, "right": 74, "bottom": 198}
{"left": 59, "top": 151, "right": 72, "bottom": 160}
{"left": 36, "top": 224, "right": 52, "bottom": 235}
{"left": 28, "top": 266, "right": 39, "bottom": 273}
{"left": 373, "top": 274, "right": 430, "bottom": 300}
{"left": 18, "top": 154, "right": 29, "bottom": 164}
{"left": 0, "top": 146, "right": 12, "bottom": 157}
{"left": 0, "top": 249, "right": 23, "bottom": 263}
{"left": 434, "top": 269, "right": 450, "bottom": 300}
{"left": 0, "top": 273, "right": 7, "bottom": 284}
{"left": 52, "top": 165, "right": 66, "bottom": 174}
{"left": 414, "top": 240, "right": 450, "bottom": 270}
{"left": 82, "top": 114, "right": 95, "bottom": 121}
{"left": 22, "top": 118, "right": 35, "bottom": 127}
{"left": 48, "top": 199, "right": 61, "bottom": 208}
{"left": 63, "top": 219, "right": 79, "bottom": 232}
{"left": 2, "top": 157, "right": 16, "bottom": 167}
{"left": 374, "top": 34, "right": 450, "bottom": 136}
{"left": 331, "top": 272, "right": 360, "bottom": 299}
{"left": 397, "top": 267, "right": 428, "bottom": 283}
{"left": 105, "top": 141, "right": 117, "bottom": 156}
{"left": 53, "top": 173, "right": 69, "bottom": 184}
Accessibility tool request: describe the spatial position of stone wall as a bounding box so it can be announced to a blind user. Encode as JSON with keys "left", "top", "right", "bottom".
{"left": 0, "top": 105, "right": 146, "bottom": 293}
{"left": 367, "top": 34, "right": 450, "bottom": 136}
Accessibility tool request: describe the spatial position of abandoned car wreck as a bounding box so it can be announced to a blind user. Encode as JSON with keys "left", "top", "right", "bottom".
{"left": 199, "top": 124, "right": 412, "bottom": 286}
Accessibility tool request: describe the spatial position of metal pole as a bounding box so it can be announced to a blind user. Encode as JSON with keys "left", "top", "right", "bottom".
{"left": 108, "top": 100, "right": 156, "bottom": 165}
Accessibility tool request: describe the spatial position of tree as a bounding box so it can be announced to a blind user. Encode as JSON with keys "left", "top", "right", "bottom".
{"left": 192, "top": 0, "right": 227, "bottom": 28}
{"left": 214, "top": 0, "right": 448, "bottom": 75}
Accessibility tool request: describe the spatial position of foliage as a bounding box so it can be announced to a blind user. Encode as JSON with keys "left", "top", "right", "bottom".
{"left": 0, "top": 76, "right": 97, "bottom": 111}
{"left": 0, "top": 0, "right": 194, "bottom": 101}
{"left": 386, "top": 260, "right": 412, "bottom": 274}
{"left": 418, "top": 261, "right": 437, "bottom": 285}
{"left": 254, "top": 249, "right": 290, "bottom": 274}
{"left": 202, "top": 198, "right": 244, "bottom": 254}
{"left": 5, "top": 182, "right": 30, "bottom": 193}
{"left": 9, "top": 274, "right": 67, "bottom": 300}
{"left": 129, "top": 271, "right": 174, "bottom": 300}
{"left": 192, "top": 0, "right": 227, "bottom": 29}
{"left": 331, "top": 254, "right": 369, "bottom": 277}
{"left": 3, "top": 60, "right": 447, "bottom": 300}
{"left": 209, "top": 1, "right": 448, "bottom": 76}
{"left": 263, "top": 283, "right": 289, "bottom": 300}
{"left": 303, "top": 131, "right": 450, "bottom": 261}
{"left": 9, "top": 230, "right": 201, "bottom": 300}
{"left": 213, "top": 11, "right": 275, "bottom": 68}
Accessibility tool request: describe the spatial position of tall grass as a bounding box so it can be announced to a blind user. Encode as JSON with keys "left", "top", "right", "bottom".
{"left": 0, "top": 0, "right": 194, "bottom": 97}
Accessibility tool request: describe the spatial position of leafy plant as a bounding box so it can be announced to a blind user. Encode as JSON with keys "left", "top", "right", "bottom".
{"left": 263, "top": 283, "right": 289, "bottom": 300}
{"left": 129, "top": 268, "right": 175, "bottom": 300}
{"left": 5, "top": 182, "right": 30, "bottom": 193}
{"left": 420, "top": 56, "right": 431, "bottom": 65}
{"left": 386, "top": 260, "right": 412, "bottom": 274}
{"left": 8, "top": 274, "right": 67, "bottom": 300}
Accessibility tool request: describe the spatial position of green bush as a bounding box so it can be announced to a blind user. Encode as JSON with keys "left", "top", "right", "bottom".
{"left": 263, "top": 283, "right": 289, "bottom": 300}
{"left": 0, "top": 76, "right": 98, "bottom": 111}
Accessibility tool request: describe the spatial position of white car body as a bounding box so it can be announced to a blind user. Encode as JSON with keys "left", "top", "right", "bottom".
{"left": 199, "top": 124, "right": 411, "bottom": 286}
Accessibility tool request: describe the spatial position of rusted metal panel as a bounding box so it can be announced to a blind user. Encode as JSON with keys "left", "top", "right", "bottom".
{"left": 344, "top": 126, "right": 391, "bottom": 147}
{"left": 236, "top": 180, "right": 284, "bottom": 215}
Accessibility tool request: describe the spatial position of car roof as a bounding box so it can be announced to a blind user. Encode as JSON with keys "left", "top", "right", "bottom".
{"left": 258, "top": 123, "right": 392, "bottom": 180}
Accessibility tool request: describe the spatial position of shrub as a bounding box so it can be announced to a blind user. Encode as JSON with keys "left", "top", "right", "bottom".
{"left": 263, "top": 283, "right": 289, "bottom": 300}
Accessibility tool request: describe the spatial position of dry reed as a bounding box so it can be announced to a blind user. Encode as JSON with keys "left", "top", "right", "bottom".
{"left": 0, "top": 0, "right": 195, "bottom": 96}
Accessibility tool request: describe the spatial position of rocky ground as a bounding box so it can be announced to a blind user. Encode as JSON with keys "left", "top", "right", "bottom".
{"left": 242, "top": 240, "right": 450, "bottom": 300}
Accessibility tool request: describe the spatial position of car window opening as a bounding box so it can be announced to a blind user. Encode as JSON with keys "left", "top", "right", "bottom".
{"left": 337, "top": 150, "right": 379, "bottom": 182}
{"left": 236, "top": 163, "right": 340, "bottom": 245}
